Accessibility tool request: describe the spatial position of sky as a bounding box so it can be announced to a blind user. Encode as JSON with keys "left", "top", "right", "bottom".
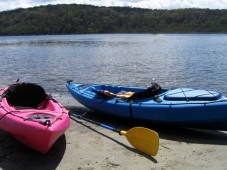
{"left": 1, "top": 0, "right": 227, "bottom": 12}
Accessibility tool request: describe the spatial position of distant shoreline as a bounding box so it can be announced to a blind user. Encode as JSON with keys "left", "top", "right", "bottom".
{"left": 1, "top": 4, "right": 227, "bottom": 36}
{"left": 1, "top": 32, "right": 227, "bottom": 37}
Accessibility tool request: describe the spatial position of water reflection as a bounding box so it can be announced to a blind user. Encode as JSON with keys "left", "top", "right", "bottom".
{"left": 0, "top": 34, "right": 227, "bottom": 97}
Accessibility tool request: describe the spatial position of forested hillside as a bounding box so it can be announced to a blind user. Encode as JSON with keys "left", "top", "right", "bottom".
{"left": 1, "top": 4, "right": 227, "bottom": 35}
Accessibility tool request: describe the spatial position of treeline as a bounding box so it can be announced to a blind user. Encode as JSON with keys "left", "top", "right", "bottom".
{"left": 1, "top": 4, "right": 227, "bottom": 35}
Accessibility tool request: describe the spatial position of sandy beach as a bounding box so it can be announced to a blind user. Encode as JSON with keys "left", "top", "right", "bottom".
{"left": 0, "top": 97, "right": 227, "bottom": 170}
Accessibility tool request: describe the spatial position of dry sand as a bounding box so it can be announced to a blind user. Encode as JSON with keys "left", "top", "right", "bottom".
{"left": 0, "top": 97, "right": 227, "bottom": 170}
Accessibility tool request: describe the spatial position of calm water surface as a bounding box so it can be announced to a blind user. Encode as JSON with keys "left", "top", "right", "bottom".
{"left": 0, "top": 34, "right": 227, "bottom": 104}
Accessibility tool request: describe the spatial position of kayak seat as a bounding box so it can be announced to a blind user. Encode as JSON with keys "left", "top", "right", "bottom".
{"left": 164, "top": 88, "right": 222, "bottom": 101}
{"left": 2, "top": 83, "right": 47, "bottom": 108}
{"left": 127, "top": 83, "right": 162, "bottom": 100}
{"left": 92, "top": 88, "right": 134, "bottom": 99}
{"left": 92, "top": 83, "right": 162, "bottom": 100}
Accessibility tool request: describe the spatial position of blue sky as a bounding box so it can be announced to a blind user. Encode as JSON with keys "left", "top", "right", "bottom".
{"left": 1, "top": 0, "right": 227, "bottom": 12}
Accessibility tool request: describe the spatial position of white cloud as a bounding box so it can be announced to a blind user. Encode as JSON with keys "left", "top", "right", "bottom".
{"left": 1, "top": 0, "right": 227, "bottom": 12}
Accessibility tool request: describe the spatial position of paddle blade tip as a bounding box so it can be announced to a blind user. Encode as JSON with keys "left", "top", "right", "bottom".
{"left": 121, "top": 127, "right": 159, "bottom": 156}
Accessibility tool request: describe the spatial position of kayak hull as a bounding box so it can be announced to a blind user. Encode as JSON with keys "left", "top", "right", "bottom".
{"left": 0, "top": 83, "right": 70, "bottom": 153}
{"left": 67, "top": 82, "right": 227, "bottom": 131}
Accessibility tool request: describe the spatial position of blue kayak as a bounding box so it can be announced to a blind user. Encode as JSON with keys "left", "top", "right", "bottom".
{"left": 66, "top": 81, "right": 227, "bottom": 131}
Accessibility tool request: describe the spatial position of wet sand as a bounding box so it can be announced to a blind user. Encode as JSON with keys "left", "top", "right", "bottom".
{"left": 0, "top": 97, "right": 227, "bottom": 170}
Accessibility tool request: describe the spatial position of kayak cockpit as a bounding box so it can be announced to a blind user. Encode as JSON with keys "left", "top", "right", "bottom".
{"left": 2, "top": 83, "right": 48, "bottom": 108}
{"left": 91, "top": 83, "right": 169, "bottom": 100}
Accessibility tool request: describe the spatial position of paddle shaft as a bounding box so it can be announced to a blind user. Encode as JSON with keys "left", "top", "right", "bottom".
{"left": 71, "top": 113, "right": 121, "bottom": 134}
{"left": 70, "top": 112, "right": 159, "bottom": 156}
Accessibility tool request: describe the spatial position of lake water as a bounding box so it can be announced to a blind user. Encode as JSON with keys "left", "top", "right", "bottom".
{"left": 0, "top": 34, "right": 227, "bottom": 105}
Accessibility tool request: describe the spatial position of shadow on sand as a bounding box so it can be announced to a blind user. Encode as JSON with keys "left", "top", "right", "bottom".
{"left": 67, "top": 106, "right": 227, "bottom": 146}
{"left": 70, "top": 115, "right": 158, "bottom": 162}
{"left": 0, "top": 131, "right": 66, "bottom": 170}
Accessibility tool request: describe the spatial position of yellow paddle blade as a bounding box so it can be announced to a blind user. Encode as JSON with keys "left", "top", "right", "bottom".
{"left": 120, "top": 127, "right": 159, "bottom": 156}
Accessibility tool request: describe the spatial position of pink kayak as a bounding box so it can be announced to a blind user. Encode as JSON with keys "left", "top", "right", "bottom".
{"left": 0, "top": 82, "right": 70, "bottom": 153}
